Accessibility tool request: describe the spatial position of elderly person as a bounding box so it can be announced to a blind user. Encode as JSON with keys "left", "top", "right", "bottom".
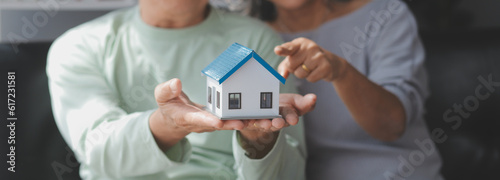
{"left": 47, "top": 0, "right": 316, "bottom": 179}
{"left": 249, "top": 0, "right": 443, "bottom": 179}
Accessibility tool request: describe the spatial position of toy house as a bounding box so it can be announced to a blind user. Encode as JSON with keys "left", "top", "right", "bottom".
{"left": 201, "top": 43, "right": 286, "bottom": 120}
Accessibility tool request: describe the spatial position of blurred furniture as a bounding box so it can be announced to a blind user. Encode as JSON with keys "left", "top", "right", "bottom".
{"left": 1, "top": 42, "right": 81, "bottom": 180}
{"left": 422, "top": 29, "right": 500, "bottom": 180}
{"left": 406, "top": 0, "right": 500, "bottom": 179}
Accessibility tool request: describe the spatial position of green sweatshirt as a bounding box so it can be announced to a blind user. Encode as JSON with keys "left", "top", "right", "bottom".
{"left": 47, "top": 6, "right": 305, "bottom": 180}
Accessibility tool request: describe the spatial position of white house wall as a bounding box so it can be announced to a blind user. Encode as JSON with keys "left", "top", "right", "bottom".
{"left": 206, "top": 77, "right": 222, "bottom": 117}
{"left": 220, "top": 57, "right": 280, "bottom": 118}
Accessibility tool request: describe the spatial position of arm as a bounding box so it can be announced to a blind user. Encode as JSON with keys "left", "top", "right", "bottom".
{"left": 233, "top": 93, "right": 316, "bottom": 180}
{"left": 47, "top": 34, "right": 185, "bottom": 178}
{"left": 275, "top": 38, "right": 405, "bottom": 141}
{"left": 230, "top": 26, "right": 314, "bottom": 179}
{"left": 332, "top": 57, "right": 406, "bottom": 141}
{"left": 275, "top": 6, "right": 425, "bottom": 142}
{"left": 47, "top": 31, "right": 240, "bottom": 178}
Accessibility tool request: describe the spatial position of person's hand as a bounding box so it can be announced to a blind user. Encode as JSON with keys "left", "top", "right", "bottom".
{"left": 277, "top": 38, "right": 407, "bottom": 141}
{"left": 237, "top": 93, "right": 316, "bottom": 158}
{"left": 149, "top": 78, "right": 245, "bottom": 150}
{"left": 275, "top": 37, "right": 347, "bottom": 83}
{"left": 239, "top": 93, "right": 317, "bottom": 132}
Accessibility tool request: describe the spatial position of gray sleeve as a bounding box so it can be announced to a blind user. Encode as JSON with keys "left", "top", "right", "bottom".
{"left": 366, "top": 2, "right": 428, "bottom": 124}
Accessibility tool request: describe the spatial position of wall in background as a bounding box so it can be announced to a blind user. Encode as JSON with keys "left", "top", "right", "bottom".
{"left": 0, "top": 10, "right": 112, "bottom": 42}
{"left": 0, "top": 1, "right": 136, "bottom": 43}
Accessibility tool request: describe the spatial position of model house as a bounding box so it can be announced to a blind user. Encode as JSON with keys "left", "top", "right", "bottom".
{"left": 202, "top": 43, "right": 286, "bottom": 120}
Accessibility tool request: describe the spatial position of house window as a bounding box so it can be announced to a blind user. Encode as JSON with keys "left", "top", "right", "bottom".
{"left": 208, "top": 87, "right": 212, "bottom": 104}
{"left": 217, "top": 91, "right": 220, "bottom": 109}
{"left": 261, "top": 92, "right": 272, "bottom": 109}
{"left": 229, "top": 93, "right": 241, "bottom": 109}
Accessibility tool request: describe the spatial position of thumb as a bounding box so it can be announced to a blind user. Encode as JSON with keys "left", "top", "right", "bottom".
{"left": 285, "top": 93, "right": 317, "bottom": 116}
{"left": 298, "top": 93, "right": 317, "bottom": 115}
{"left": 155, "top": 78, "right": 182, "bottom": 103}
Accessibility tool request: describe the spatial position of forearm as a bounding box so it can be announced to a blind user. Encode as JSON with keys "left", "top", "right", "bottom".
{"left": 332, "top": 59, "right": 406, "bottom": 141}
{"left": 76, "top": 110, "right": 190, "bottom": 178}
{"left": 233, "top": 124, "right": 306, "bottom": 180}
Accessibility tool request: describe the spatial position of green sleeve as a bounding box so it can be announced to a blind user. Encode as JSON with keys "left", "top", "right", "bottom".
{"left": 47, "top": 27, "right": 191, "bottom": 179}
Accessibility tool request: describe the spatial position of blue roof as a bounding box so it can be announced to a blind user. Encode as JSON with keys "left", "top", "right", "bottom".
{"left": 202, "top": 43, "right": 286, "bottom": 85}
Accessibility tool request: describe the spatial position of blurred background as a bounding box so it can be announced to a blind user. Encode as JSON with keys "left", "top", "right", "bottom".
{"left": 0, "top": 0, "right": 499, "bottom": 179}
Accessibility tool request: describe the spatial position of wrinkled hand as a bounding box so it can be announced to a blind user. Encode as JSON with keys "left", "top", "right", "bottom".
{"left": 241, "top": 93, "right": 316, "bottom": 130}
{"left": 237, "top": 93, "right": 316, "bottom": 159}
{"left": 150, "top": 78, "right": 244, "bottom": 150}
{"left": 155, "top": 78, "right": 246, "bottom": 132}
{"left": 238, "top": 93, "right": 316, "bottom": 140}
{"left": 150, "top": 78, "right": 316, "bottom": 153}
{"left": 275, "top": 37, "right": 347, "bottom": 83}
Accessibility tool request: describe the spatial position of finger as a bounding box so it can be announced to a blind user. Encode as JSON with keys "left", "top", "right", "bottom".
{"left": 184, "top": 110, "right": 224, "bottom": 129}
{"left": 305, "top": 51, "right": 331, "bottom": 82}
{"left": 296, "top": 94, "right": 317, "bottom": 115}
{"left": 254, "top": 119, "right": 272, "bottom": 130}
{"left": 306, "top": 51, "right": 323, "bottom": 70}
{"left": 242, "top": 119, "right": 254, "bottom": 129}
{"left": 191, "top": 126, "right": 218, "bottom": 133}
{"left": 249, "top": 119, "right": 259, "bottom": 129}
{"left": 306, "top": 69, "right": 324, "bottom": 83}
{"left": 287, "top": 53, "right": 308, "bottom": 73}
{"left": 293, "top": 64, "right": 309, "bottom": 79}
{"left": 162, "top": 102, "right": 222, "bottom": 133}
{"left": 274, "top": 41, "right": 300, "bottom": 56}
{"left": 280, "top": 105, "right": 299, "bottom": 126}
{"left": 155, "top": 78, "right": 182, "bottom": 103}
{"left": 280, "top": 93, "right": 317, "bottom": 116}
{"left": 271, "top": 118, "right": 286, "bottom": 129}
{"left": 281, "top": 54, "right": 306, "bottom": 75}
{"left": 242, "top": 119, "right": 262, "bottom": 131}
{"left": 222, "top": 120, "right": 245, "bottom": 130}
{"left": 306, "top": 63, "right": 328, "bottom": 83}
{"left": 283, "top": 44, "right": 313, "bottom": 73}
{"left": 269, "top": 127, "right": 280, "bottom": 132}
{"left": 277, "top": 61, "right": 290, "bottom": 79}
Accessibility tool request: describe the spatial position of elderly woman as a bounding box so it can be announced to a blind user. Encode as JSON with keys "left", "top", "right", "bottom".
{"left": 47, "top": 0, "right": 315, "bottom": 179}
{"left": 250, "top": 0, "right": 443, "bottom": 179}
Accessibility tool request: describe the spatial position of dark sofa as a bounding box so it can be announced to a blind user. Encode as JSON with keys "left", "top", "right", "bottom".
{"left": 422, "top": 30, "right": 500, "bottom": 180}
{"left": 1, "top": 42, "right": 81, "bottom": 180}
{"left": 1, "top": 1, "right": 499, "bottom": 180}
{"left": 408, "top": 0, "right": 500, "bottom": 178}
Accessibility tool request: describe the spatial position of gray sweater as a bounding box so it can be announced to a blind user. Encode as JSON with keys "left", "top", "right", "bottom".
{"left": 280, "top": 0, "right": 443, "bottom": 179}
